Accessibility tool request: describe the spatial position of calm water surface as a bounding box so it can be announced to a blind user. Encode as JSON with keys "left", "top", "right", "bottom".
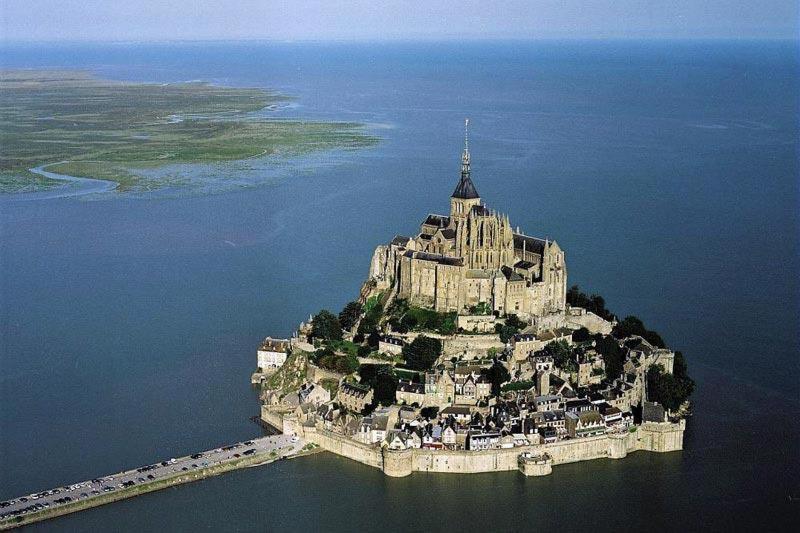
{"left": 1, "top": 41, "right": 798, "bottom": 531}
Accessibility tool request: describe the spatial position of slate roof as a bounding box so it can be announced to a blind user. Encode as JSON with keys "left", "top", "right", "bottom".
{"left": 452, "top": 173, "right": 480, "bottom": 199}
{"left": 391, "top": 235, "right": 412, "bottom": 247}
{"left": 513, "top": 234, "right": 547, "bottom": 255}
{"left": 513, "top": 260, "right": 536, "bottom": 270}
{"left": 501, "top": 265, "right": 525, "bottom": 282}
{"left": 440, "top": 228, "right": 456, "bottom": 240}
{"left": 423, "top": 214, "right": 450, "bottom": 228}
{"left": 471, "top": 204, "right": 490, "bottom": 216}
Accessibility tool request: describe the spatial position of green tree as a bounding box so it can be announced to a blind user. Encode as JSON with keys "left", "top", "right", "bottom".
{"left": 505, "top": 314, "right": 526, "bottom": 330}
{"left": 357, "top": 344, "right": 373, "bottom": 358}
{"left": 374, "top": 366, "right": 398, "bottom": 405}
{"left": 338, "top": 301, "right": 363, "bottom": 331}
{"left": 540, "top": 339, "right": 574, "bottom": 370}
{"left": 402, "top": 335, "right": 442, "bottom": 371}
{"left": 612, "top": 316, "right": 666, "bottom": 348}
{"left": 311, "top": 309, "right": 342, "bottom": 341}
{"left": 483, "top": 360, "right": 511, "bottom": 396}
{"left": 646, "top": 361, "right": 694, "bottom": 412}
{"left": 595, "top": 335, "right": 624, "bottom": 380}
{"left": 572, "top": 327, "right": 592, "bottom": 343}
{"left": 420, "top": 406, "right": 439, "bottom": 419}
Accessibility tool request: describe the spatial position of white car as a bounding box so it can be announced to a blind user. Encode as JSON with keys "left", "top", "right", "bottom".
{"left": 291, "top": 436, "right": 299, "bottom": 443}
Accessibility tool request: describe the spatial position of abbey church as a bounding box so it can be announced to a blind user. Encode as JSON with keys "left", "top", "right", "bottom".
{"left": 368, "top": 122, "right": 567, "bottom": 320}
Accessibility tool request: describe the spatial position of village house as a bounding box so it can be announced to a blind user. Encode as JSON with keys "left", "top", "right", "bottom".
{"left": 378, "top": 335, "right": 405, "bottom": 356}
{"left": 440, "top": 405, "right": 472, "bottom": 425}
{"left": 565, "top": 410, "right": 605, "bottom": 438}
{"left": 257, "top": 337, "right": 291, "bottom": 370}
{"left": 297, "top": 383, "right": 331, "bottom": 406}
{"left": 533, "top": 394, "right": 561, "bottom": 412}
{"left": 337, "top": 382, "right": 374, "bottom": 413}
{"left": 467, "top": 430, "right": 501, "bottom": 450}
{"left": 396, "top": 380, "right": 425, "bottom": 406}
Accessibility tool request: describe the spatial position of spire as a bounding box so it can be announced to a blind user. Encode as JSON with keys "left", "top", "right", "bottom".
{"left": 461, "top": 118, "right": 471, "bottom": 177}
{"left": 452, "top": 118, "right": 480, "bottom": 200}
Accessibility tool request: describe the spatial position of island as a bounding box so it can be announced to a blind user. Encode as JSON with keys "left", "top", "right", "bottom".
{"left": 0, "top": 70, "right": 377, "bottom": 193}
{"left": 253, "top": 122, "right": 694, "bottom": 477}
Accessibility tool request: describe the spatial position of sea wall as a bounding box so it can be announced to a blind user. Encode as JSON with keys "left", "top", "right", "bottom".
{"left": 302, "top": 427, "right": 383, "bottom": 469}
{"left": 262, "top": 411, "right": 685, "bottom": 477}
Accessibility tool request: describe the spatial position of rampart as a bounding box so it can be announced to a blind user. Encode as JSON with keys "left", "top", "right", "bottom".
{"left": 264, "top": 410, "right": 686, "bottom": 477}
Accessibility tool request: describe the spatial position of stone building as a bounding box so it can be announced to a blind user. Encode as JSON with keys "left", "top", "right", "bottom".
{"left": 257, "top": 337, "right": 291, "bottom": 370}
{"left": 337, "top": 382, "right": 374, "bottom": 413}
{"left": 368, "top": 121, "right": 567, "bottom": 322}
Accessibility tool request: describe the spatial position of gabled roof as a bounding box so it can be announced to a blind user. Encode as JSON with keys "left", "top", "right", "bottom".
{"left": 423, "top": 214, "right": 450, "bottom": 228}
{"left": 391, "top": 235, "right": 412, "bottom": 247}
{"left": 452, "top": 174, "right": 480, "bottom": 200}
{"left": 513, "top": 234, "right": 547, "bottom": 255}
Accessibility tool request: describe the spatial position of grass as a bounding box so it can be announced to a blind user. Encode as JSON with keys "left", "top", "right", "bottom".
{"left": 0, "top": 69, "right": 378, "bottom": 193}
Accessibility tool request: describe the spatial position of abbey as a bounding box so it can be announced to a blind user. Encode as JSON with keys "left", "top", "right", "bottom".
{"left": 369, "top": 123, "right": 567, "bottom": 320}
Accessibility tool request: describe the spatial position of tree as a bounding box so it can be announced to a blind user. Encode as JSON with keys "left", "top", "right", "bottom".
{"left": 420, "top": 406, "right": 439, "bottom": 419}
{"left": 595, "top": 335, "right": 624, "bottom": 380}
{"left": 612, "top": 316, "right": 666, "bottom": 348}
{"left": 402, "top": 335, "right": 442, "bottom": 371}
{"left": 482, "top": 360, "right": 511, "bottom": 397}
{"left": 357, "top": 344, "right": 372, "bottom": 358}
{"left": 572, "top": 327, "right": 592, "bottom": 343}
{"left": 338, "top": 301, "right": 363, "bottom": 331}
{"left": 374, "top": 367, "right": 398, "bottom": 405}
{"left": 311, "top": 309, "right": 342, "bottom": 341}
{"left": 567, "top": 285, "right": 616, "bottom": 322}
{"left": 540, "top": 340, "right": 573, "bottom": 371}
{"left": 505, "top": 314, "right": 526, "bottom": 330}
{"left": 646, "top": 362, "right": 694, "bottom": 412}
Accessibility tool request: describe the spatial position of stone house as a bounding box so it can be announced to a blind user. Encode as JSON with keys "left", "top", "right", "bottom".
{"left": 440, "top": 405, "right": 472, "bottom": 425}
{"left": 257, "top": 337, "right": 290, "bottom": 370}
{"left": 396, "top": 380, "right": 425, "bottom": 406}
{"left": 298, "top": 383, "right": 331, "bottom": 406}
{"left": 565, "top": 410, "right": 605, "bottom": 438}
{"left": 467, "top": 430, "right": 501, "bottom": 450}
{"left": 533, "top": 394, "right": 561, "bottom": 412}
{"left": 378, "top": 335, "right": 405, "bottom": 356}
{"left": 442, "top": 425, "right": 457, "bottom": 446}
{"left": 337, "top": 382, "right": 374, "bottom": 413}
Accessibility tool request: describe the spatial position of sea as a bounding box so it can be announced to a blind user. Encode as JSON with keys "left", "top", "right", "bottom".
{"left": 0, "top": 40, "right": 798, "bottom": 531}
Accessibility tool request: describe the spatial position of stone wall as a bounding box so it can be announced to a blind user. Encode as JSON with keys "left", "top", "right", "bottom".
{"left": 565, "top": 307, "right": 613, "bottom": 335}
{"left": 442, "top": 334, "right": 505, "bottom": 359}
{"left": 307, "top": 364, "right": 345, "bottom": 385}
{"left": 262, "top": 409, "right": 685, "bottom": 477}
{"left": 302, "top": 426, "right": 383, "bottom": 469}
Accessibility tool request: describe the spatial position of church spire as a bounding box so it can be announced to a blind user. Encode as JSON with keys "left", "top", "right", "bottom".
{"left": 461, "top": 118, "right": 471, "bottom": 177}
{"left": 452, "top": 119, "right": 480, "bottom": 200}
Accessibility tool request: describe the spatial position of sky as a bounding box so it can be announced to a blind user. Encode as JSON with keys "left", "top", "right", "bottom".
{"left": 1, "top": 0, "right": 797, "bottom": 42}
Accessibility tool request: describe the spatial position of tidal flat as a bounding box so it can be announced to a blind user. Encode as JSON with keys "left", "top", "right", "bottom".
{"left": 0, "top": 70, "right": 378, "bottom": 193}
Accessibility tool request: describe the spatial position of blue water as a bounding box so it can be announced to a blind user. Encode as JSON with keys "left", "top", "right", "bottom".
{"left": 1, "top": 40, "right": 798, "bottom": 531}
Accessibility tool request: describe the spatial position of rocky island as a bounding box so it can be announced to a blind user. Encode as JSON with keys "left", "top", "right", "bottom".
{"left": 253, "top": 122, "right": 693, "bottom": 477}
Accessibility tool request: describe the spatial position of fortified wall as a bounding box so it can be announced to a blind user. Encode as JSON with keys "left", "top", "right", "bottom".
{"left": 262, "top": 408, "right": 685, "bottom": 477}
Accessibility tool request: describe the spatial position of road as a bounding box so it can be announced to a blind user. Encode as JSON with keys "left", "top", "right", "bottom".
{"left": 0, "top": 434, "right": 305, "bottom": 524}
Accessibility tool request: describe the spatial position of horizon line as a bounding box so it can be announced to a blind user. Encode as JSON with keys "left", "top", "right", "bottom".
{"left": 2, "top": 35, "right": 797, "bottom": 46}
